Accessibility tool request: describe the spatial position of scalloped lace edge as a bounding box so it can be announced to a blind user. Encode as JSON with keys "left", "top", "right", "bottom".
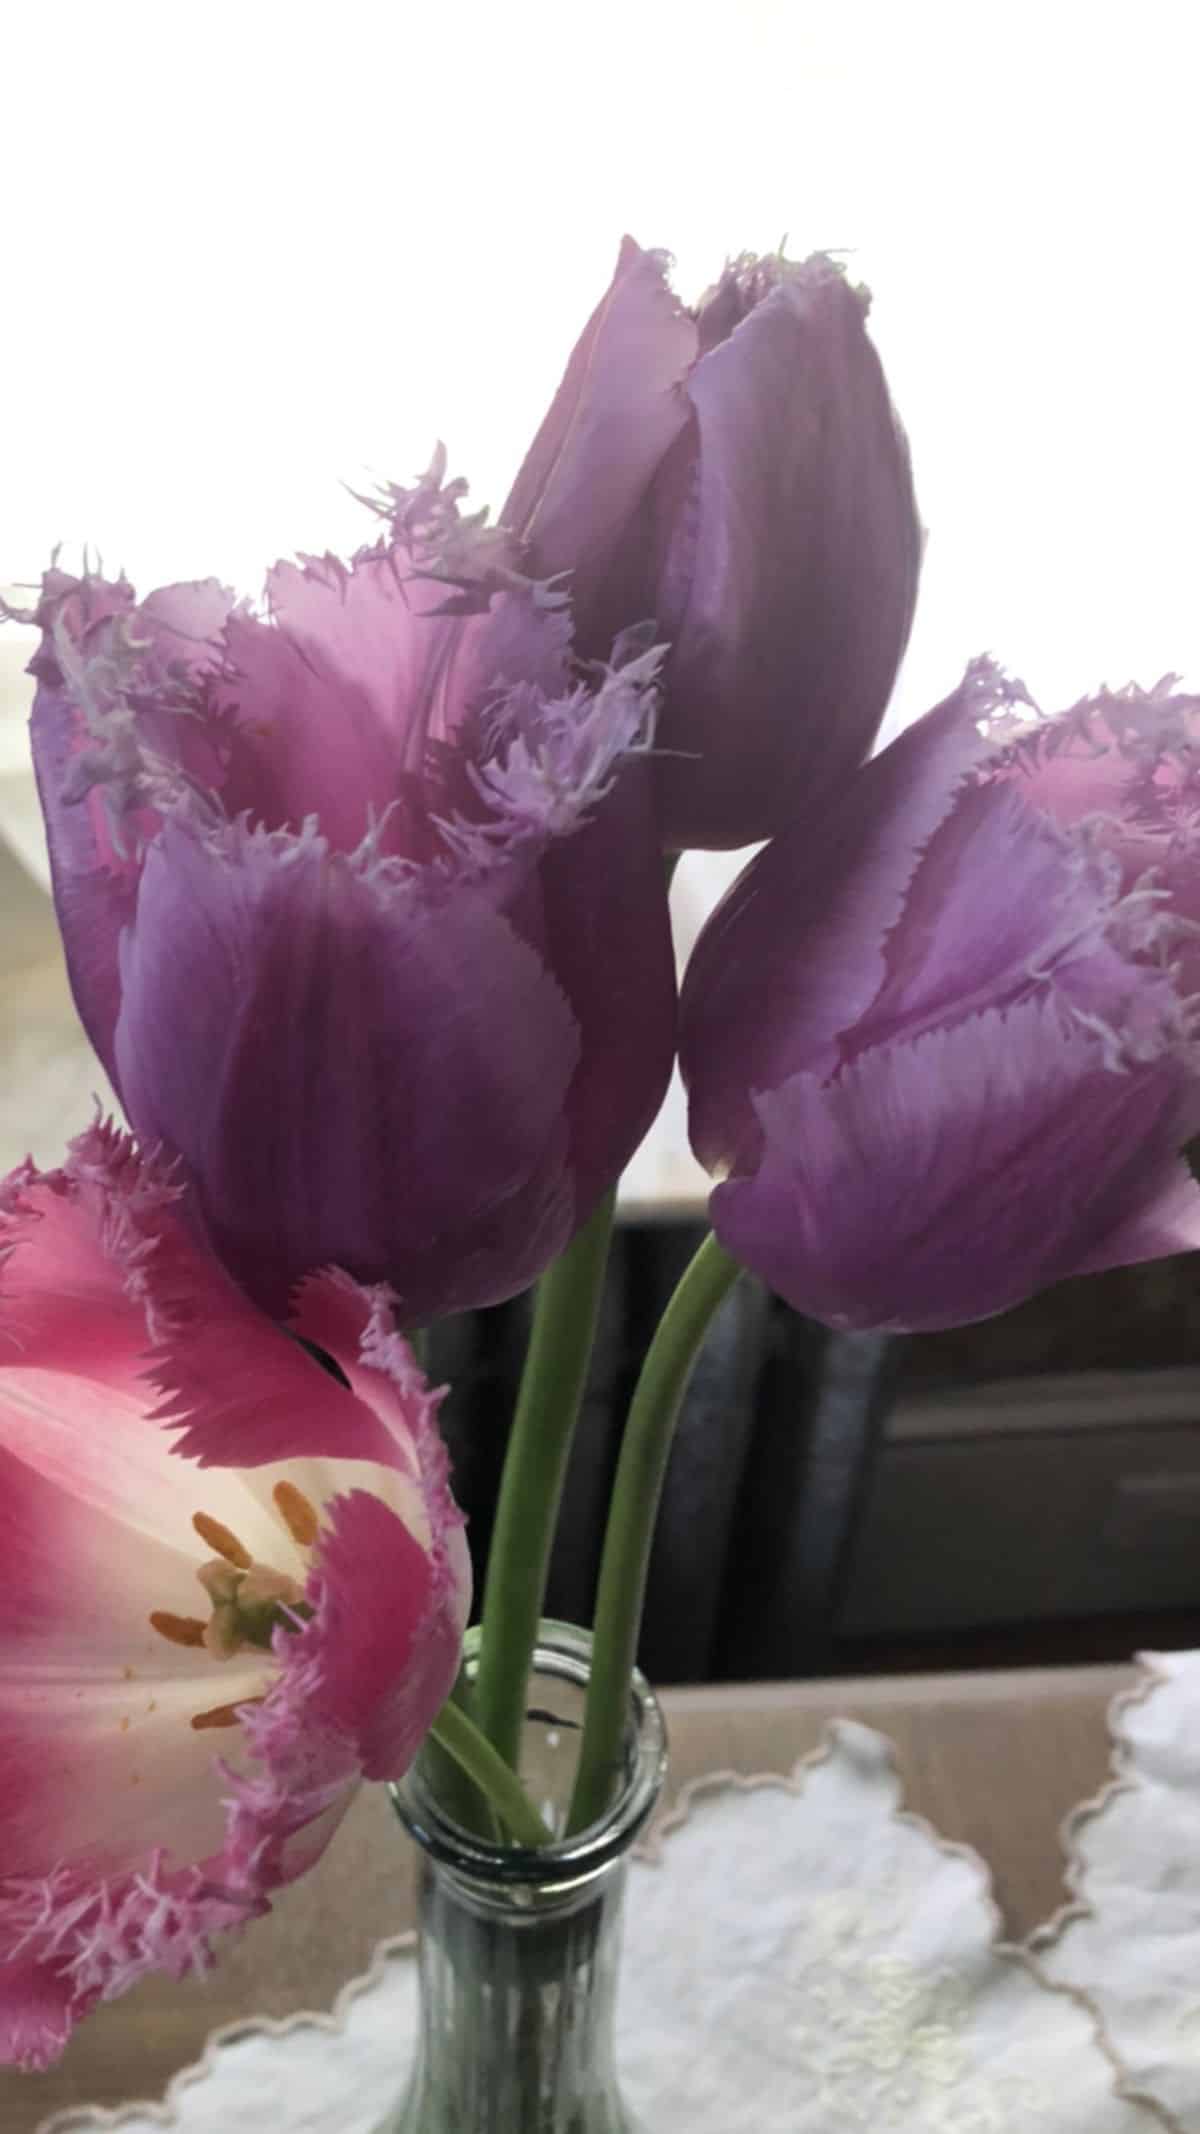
{"left": 36, "top": 1704, "right": 1176, "bottom": 2134}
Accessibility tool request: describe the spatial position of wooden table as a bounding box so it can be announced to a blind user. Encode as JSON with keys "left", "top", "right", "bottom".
{"left": 7, "top": 1664, "right": 1135, "bottom": 2132}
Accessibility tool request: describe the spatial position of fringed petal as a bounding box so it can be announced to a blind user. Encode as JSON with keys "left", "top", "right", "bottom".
{"left": 0, "top": 1956, "right": 80, "bottom": 2074}
{"left": 0, "top": 1134, "right": 468, "bottom": 2067}
{"left": 110, "top": 707, "right": 667, "bottom": 1313}
{"left": 1, "top": 1123, "right": 407, "bottom": 1496}
{"left": 21, "top": 570, "right": 237, "bottom": 1082}
{"left": 711, "top": 1001, "right": 1200, "bottom": 1332}
{"left": 213, "top": 455, "right": 576, "bottom": 857}
{"left": 993, "top": 675, "right": 1200, "bottom": 997}
{"left": 681, "top": 663, "right": 1018, "bottom": 1175}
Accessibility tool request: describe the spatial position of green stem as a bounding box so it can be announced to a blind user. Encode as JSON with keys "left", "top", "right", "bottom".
{"left": 567, "top": 1231, "right": 741, "bottom": 1834}
{"left": 473, "top": 1190, "right": 617, "bottom": 1770}
{"left": 427, "top": 1700, "right": 555, "bottom": 1847}
{"left": 421, "top": 1663, "right": 499, "bottom": 1839}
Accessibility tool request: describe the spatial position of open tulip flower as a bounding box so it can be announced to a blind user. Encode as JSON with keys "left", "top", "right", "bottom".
{"left": 505, "top": 237, "right": 921, "bottom": 851}
{"left": 681, "top": 659, "right": 1200, "bottom": 1331}
{"left": 20, "top": 457, "right": 675, "bottom": 1320}
{"left": 0, "top": 1120, "right": 470, "bottom": 2070}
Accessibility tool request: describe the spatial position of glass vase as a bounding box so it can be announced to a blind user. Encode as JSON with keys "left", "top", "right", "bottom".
{"left": 382, "top": 1619, "right": 667, "bottom": 2134}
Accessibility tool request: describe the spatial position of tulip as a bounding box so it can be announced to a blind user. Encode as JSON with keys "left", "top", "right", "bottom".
{"left": 504, "top": 237, "right": 921, "bottom": 852}
{"left": 679, "top": 659, "right": 1200, "bottom": 1331}
{"left": 20, "top": 460, "right": 675, "bottom": 1319}
{"left": 0, "top": 1119, "right": 470, "bottom": 2069}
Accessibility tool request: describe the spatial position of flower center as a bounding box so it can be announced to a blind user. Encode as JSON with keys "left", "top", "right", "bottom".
{"left": 148, "top": 1482, "right": 321, "bottom": 1731}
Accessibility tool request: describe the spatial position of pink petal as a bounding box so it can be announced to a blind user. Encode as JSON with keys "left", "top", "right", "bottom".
{"left": 0, "top": 1957, "right": 81, "bottom": 2073}
{"left": 0, "top": 1407, "right": 268, "bottom": 1880}
{"left": 220, "top": 1291, "right": 468, "bottom": 1794}
{"left": 1, "top": 1124, "right": 409, "bottom": 1510}
{"left": 0, "top": 1435, "right": 271, "bottom": 2044}
{"left": 0, "top": 1134, "right": 469, "bottom": 2066}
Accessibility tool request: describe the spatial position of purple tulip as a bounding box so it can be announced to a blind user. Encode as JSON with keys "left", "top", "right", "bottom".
{"left": 21, "top": 463, "right": 675, "bottom": 1321}
{"left": 504, "top": 238, "right": 922, "bottom": 852}
{"left": 680, "top": 659, "right": 1200, "bottom": 1331}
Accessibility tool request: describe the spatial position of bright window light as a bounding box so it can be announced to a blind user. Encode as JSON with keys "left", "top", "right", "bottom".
{"left": 3, "top": 0, "right": 1197, "bottom": 746}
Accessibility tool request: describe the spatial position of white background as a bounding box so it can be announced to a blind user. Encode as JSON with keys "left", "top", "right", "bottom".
{"left": 3, "top": 0, "right": 1198, "bottom": 737}
{"left": 2, "top": 0, "right": 1198, "bottom": 1186}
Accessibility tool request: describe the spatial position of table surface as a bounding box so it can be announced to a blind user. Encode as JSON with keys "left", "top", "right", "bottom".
{"left": 6, "top": 1662, "right": 1136, "bottom": 2133}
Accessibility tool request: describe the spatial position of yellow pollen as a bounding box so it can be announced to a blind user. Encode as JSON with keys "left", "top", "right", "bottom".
{"left": 119, "top": 1716, "right": 130, "bottom": 1733}
{"left": 192, "top": 1513, "right": 252, "bottom": 1569}
{"left": 149, "top": 1610, "right": 208, "bottom": 1649}
{"left": 273, "top": 1480, "right": 320, "bottom": 1548}
{"left": 191, "top": 1697, "right": 262, "bottom": 1732}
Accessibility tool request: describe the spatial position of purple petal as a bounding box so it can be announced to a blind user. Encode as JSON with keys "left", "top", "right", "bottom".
{"left": 217, "top": 546, "right": 574, "bottom": 856}
{"left": 993, "top": 678, "right": 1200, "bottom": 995}
{"left": 655, "top": 260, "right": 921, "bottom": 850}
{"left": 711, "top": 1001, "right": 1200, "bottom": 1332}
{"left": 25, "top": 570, "right": 236, "bottom": 1082}
{"left": 411, "top": 641, "right": 677, "bottom": 1228}
{"left": 113, "top": 815, "right": 583, "bottom": 1320}
{"left": 1071, "top": 1156, "right": 1200, "bottom": 1274}
{"left": 856, "top": 775, "right": 1182, "bottom": 1063}
{"left": 681, "top": 672, "right": 1000, "bottom": 1175}
{"left": 510, "top": 754, "right": 676, "bottom": 1218}
{"left": 503, "top": 236, "right": 697, "bottom": 654}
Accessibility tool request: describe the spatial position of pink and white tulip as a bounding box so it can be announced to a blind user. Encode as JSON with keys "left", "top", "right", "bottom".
{"left": 0, "top": 1121, "right": 470, "bottom": 2071}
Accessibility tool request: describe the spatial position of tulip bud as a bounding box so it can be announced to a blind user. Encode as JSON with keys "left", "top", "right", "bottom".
{"left": 505, "top": 238, "right": 922, "bottom": 850}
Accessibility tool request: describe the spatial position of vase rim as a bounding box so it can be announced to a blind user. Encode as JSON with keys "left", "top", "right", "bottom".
{"left": 390, "top": 1618, "right": 668, "bottom": 1891}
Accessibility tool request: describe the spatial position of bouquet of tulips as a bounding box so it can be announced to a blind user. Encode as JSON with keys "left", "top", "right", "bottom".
{"left": 4, "top": 237, "right": 1199, "bottom": 2074}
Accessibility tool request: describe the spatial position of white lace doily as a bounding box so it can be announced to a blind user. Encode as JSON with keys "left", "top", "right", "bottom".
{"left": 39, "top": 1717, "right": 1167, "bottom": 2134}
{"left": 1036, "top": 1648, "right": 1200, "bottom": 2131}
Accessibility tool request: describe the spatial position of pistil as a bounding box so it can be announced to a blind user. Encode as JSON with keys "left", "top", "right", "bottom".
{"left": 146, "top": 1489, "right": 323, "bottom": 1726}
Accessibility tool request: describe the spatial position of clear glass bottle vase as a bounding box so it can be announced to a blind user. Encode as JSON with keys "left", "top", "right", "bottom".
{"left": 382, "top": 1619, "right": 667, "bottom": 2134}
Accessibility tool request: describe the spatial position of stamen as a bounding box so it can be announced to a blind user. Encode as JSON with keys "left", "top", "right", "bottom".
{"left": 190, "top": 1697, "right": 262, "bottom": 1732}
{"left": 192, "top": 1513, "right": 252, "bottom": 1569}
{"left": 149, "top": 1611, "right": 207, "bottom": 1649}
{"left": 273, "top": 1480, "right": 320, "bottom": 1548}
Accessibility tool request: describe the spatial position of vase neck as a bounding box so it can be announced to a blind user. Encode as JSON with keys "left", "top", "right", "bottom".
{"left": 384, "top": 1621, "right": 664, "bottom": 2134}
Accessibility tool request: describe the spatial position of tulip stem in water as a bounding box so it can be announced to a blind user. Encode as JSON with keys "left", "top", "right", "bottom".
{"left": 473, "top": 1190, "right": 617, "bottom": 1773}
{"left": 567, "top": 1230, "right": 741, "bottom": 1834}
{"left": 427, "top": 1700, "right": 555, "bottom": 1847}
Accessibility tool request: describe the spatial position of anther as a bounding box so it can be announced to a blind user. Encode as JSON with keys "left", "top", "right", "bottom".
{"left": 190, "top": 1697, "right": 261, "bottom": 1731}
{"left": 149, "top": 1611, "right": 208, "bottom": 1649}
{"left": 192, "top": 1513, "right": 252, "bottom": 1569}
{"left": 273, "top": 1481, "right": 320, "bottom": 1548}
